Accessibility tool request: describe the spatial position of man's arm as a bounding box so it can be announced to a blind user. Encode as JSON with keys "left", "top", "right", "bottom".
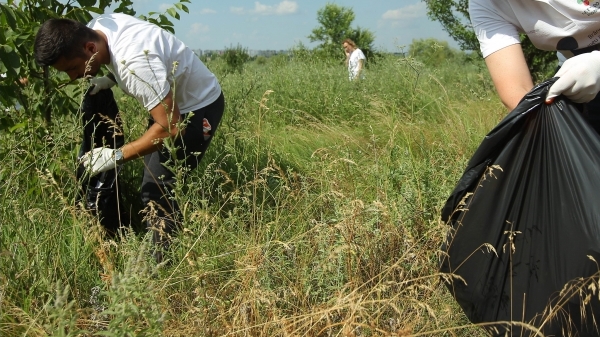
{"left": 120, "top": 90, "right": 182, "bottom": 162}
{"left": 484, "top": 44, "right": 534, "bottom": 110}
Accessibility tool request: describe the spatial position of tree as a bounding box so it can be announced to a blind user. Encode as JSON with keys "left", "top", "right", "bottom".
{"left": 409, "top": 38, "right": 458, "bottom": 66}
{"left": 308, "top": 3, "right": 375, "bottom": 59}
{"left": 346, "top": 26, "right": 376, "bottom": 59}
{"left": 222, "top": 44, "right": 250, "bottom": 74}
{"left": 0, "top": 0, "right": 190, "bottom": 128}
{"left": 423, "top": 0, "right": 557, "bottom": 81}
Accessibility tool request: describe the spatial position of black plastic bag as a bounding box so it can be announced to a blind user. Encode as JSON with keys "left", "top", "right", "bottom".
{"left": 441, "top": 79, "right": 600, "bottom": 336}
{"left": 76, "top": 88, "right": 128, "bottom": 236}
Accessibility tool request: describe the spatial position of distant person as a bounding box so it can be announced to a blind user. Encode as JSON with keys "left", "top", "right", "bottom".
{"left": 343, "top": 38, "right": 366, "bottom": 81}
{"left": 34, "top": 13, "right": 225, "bottom": 262}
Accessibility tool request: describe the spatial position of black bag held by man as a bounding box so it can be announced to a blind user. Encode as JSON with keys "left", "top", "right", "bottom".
{"left": 441, "top": 78, "right": 600, "bottom": 336}
{"left": 76, "top": 88, "right": 127, "bottom": 236}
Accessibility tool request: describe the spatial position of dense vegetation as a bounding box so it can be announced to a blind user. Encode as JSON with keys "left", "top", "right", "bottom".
{"left": 0, "top": 42, "right": 508, "bottom": 336}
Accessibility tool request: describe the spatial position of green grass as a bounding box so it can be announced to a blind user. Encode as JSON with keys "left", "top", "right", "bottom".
{"left": 0, "top": 53, "right": 505, "bottom": 336}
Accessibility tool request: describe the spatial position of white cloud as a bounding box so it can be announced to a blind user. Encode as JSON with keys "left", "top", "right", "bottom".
{"left": 231, "top": 1, "right": 298, "bottom": 16}
{"left": 253, "top": 1, "right": 298, "bottom": 15}
{"left": 189, "top": 23, "right": 209, "bottom": 34}
{"left": 230, "top": 6, "right": 245, "bottom": 14}
{"left": 382, "top": 2, "right": 426, "bottom": 21}
{"left": 200, "top": 8, "right": 217, "bottom": 14}
{"left": 159, "top": 3, "right": 171, "bottom": 12}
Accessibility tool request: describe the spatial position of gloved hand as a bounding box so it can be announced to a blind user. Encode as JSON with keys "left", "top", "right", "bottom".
{"left": 80, "top": 147, "right": 118, "bottom": 177}
{"left": 88, "top": 75, "right": 116, "bottom": 95}
{"left": 546, "top": 51, "right": 600, "bottom": 104}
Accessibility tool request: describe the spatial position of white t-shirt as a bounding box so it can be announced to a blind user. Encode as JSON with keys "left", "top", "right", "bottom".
{"left": 348, "top": 48, "right": 366, "bottom": 80}
{"left": 88, "top": 13, "right": 221, "bottom": 113}
{"left": 469, "top": 0, "right": 600, "bottom": 58}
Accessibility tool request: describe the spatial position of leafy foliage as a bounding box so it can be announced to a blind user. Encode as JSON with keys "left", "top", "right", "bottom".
{"left": 521, "top": 35, "right": 559, "bottom": 82}
{"left": 138, "top": 0, "right": 190, "bottom": 34}
{"left": 409, "top": 38, "right": 458, "bottom": 66}
{"left": 423, "top": 0, "right": 557, "bottom": 81}
{"left": 0, "top": 0, "right": 190, "bottom": 127}
{"left": 308, "top": 3, "right": 375, "bottom": 59}
{"left": 422, "top": 0, "right": 477, "bottom": 52}
{"left": 222, "top": 44, "right": 251, "bottom": 74}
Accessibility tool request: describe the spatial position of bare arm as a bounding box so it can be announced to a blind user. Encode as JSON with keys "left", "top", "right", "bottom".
{"left": 120, "top": 90, "right": 182, "bottom": 162}
{"left": 485, "top": 44, "right": 534, "bottom": 110}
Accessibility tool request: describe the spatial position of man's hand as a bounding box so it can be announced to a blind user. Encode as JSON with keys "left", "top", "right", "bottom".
{"left": 88, "top": 76, "right": 116, "bottom": 95}
{"left": 81, "top": 147, "right": 117, "bottom": 176}
{"left": 546, "top": 51, "right": 600, "bottom": 104}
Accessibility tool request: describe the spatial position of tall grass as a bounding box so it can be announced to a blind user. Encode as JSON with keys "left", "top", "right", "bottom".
{"left": 0, "top": 53, "right": 504, "bottom": 336}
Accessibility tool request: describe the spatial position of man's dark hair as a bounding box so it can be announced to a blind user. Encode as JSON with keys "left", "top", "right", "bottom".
{"left": 34, "top": 18, "right": 99, "bottom": 67}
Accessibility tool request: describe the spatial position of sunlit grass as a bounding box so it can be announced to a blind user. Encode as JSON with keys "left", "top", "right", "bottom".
{"left": 0, "top": 53, "right": 504, "bottom": 336}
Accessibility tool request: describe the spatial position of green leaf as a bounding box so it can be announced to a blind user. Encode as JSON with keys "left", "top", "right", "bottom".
{"left": 174, "top": 3, "right": 189, "bottom": 13}
{"left": 166, "top": 8, "right": 178, "bottom": 19}
{"left": 14, "top": 32, "right": 31, "bottom": 46}
{"left": 8, "top": 121, "right": 26, "bottom": 133}
{"left": 69, "top": 9, "right": 93, "bottom": 24}
{"left": 77, "top": 0, "right": 96, "bottom": 7}
{"left": 114, "top": 0, "right": 136, "bottom": 16}
{"left": 81, "top": 6, "right": 103, "bottom": 14}
{"left": 0, "top": 45, "right": 20, "bottom": 77}
{"left": 0, "top": 4, "right": 18, "bottom": 31}
{"left": 159, "top": 14, "right": 170, "bottom": 25}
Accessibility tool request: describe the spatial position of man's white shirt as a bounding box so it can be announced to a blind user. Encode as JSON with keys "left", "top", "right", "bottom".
{"left": 469, "top": 0, "right": 600, "bottom": 58}
{"left": 88, "top": 13, "right": 221, "bottom": 113}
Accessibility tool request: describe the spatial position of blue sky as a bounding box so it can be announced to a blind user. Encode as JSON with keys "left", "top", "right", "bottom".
{"left": 125, "top": 0, "right": 460, "bottom": 52}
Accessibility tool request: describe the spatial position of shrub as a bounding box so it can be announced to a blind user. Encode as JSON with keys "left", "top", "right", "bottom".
{"left": 223, "top": 44, "right": 250, "bottom": 74}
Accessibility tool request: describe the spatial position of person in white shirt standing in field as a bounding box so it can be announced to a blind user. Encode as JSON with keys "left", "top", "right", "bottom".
{"left": 343, "top": 38, "right": 366, "bottom": 81}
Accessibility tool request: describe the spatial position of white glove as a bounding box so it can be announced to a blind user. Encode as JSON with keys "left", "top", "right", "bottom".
{"left": 546, "top": 51, "right": 600, "bottom": 104}
{"left": 80, "top": 148, "right": 118, "bottom": 177}
{"left": 88, "top": 76, "right": 116, "bottom": 95}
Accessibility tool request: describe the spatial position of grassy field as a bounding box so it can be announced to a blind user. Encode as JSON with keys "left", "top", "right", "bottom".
{"left": 0, "top": 52, "right": 507, "bottom": 336}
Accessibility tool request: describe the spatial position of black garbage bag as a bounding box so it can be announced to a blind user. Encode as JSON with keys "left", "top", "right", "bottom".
{"left": 76, "top": 88, "right": 128, "bottom": 236}
{"left": 441, "top": 78, "right": 600, "bottom": 336}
